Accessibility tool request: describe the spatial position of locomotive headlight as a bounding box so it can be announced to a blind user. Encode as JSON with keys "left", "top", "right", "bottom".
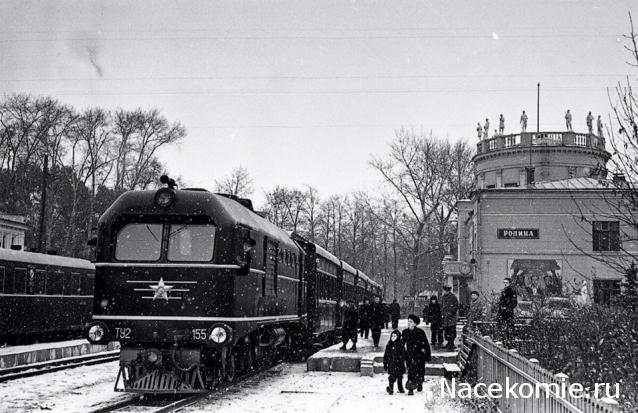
{"left": 145, "top": 348, "right": 162, "bottom": 365}
{"left": 87, "top": 323, "right": 106, "bottom": 343}
{"left": 154, "top": 188, "right": 176, "bottom": 208}
{"left": 210, "top": 327, "right": 227, "bottom": 344}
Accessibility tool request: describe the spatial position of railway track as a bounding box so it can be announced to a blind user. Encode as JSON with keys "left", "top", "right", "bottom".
{"left": 0, "top": 350, "right": 120, "bottom": 382}
{"left": 90, "top": 360, "right": 287, "bottom": 413}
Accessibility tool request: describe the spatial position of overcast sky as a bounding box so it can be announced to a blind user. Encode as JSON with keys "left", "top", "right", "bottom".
{"left": 2, "top": 0, "right": 637, "bottom": 206}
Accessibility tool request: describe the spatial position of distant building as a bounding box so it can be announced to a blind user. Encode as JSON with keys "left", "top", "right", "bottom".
{"left": 445, "top": 131, "right": 638, "bottom": 308}
{"left": 0, "top": 214, "right": 28, "bottom": 250}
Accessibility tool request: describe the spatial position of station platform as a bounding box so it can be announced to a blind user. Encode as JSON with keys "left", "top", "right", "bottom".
{"left": 307, "top": 320, "right": 464, "bottom": 376}
{"left": 0, "top": 339, "right": 120, "bottom": 369}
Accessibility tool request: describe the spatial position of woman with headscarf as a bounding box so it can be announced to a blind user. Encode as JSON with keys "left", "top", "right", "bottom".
{"left": 402, "top": 314, "right": 431, "bottom": 395}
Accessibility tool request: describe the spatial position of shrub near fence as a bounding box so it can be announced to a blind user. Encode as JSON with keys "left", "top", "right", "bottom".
{"left": 471, "top": 304, "right": 638, "bottom": 412}
{"left": 464, "top": 330, "right": 622, "bottom": 413}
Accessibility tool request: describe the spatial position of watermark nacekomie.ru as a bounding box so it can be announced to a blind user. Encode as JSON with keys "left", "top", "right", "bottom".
{"left": 441, "top": 378, "right": 620, "bottom": 400}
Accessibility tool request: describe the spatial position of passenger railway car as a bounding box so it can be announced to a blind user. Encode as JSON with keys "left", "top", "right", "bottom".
{"left": 86, "top": 179, "right": 382, "bottom": 393}
{"left": 0, "top": 248, "right": 94, "bottom": 343}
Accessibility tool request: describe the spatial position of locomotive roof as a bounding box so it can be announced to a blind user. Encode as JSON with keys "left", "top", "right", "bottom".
{"left": 0, "top": 248, "right": 94, "bottom": 270}
{"left": 102, "top": 189, "right": 298, "bottom": 251}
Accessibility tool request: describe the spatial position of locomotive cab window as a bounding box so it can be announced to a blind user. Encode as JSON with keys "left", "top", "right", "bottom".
{"left": 115, "top": 223, "right": 162, "bottom": 261}
{"left": 167, "top": 224, "right": 216, "bottom": 262}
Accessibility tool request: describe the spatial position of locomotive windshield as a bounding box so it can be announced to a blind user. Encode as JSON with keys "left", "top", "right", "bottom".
{"left": 114, "top": 222, "right": 216, "bottom": 262}
{"left": 167, "top": 224, "right": 216, "bottom": 262}
{"left": 115, "top": 224, "right": 162, "bottom": 261}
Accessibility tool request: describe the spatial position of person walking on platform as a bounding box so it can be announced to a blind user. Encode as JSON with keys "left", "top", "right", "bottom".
{"left": 424, "top": 295, "right": 443, "bottom": 347}
{"left": 389, "top": 298, "right": 401, "bottom": 329}
{"left": 359, "top": 298, "right": 371, "bottom": 339}
{"left": 441, "top": 285, "right": 459, "bottom": 351}
{"left": 586, "top": 111, "right": 594, "bottom": 134}
{"left": 565, "top": 109, "right": 573, "bottom": 131}
{"left": 498, "top": 114, "right": 505, "bottom": 135}
{"left": 465, "top": 291, "right": 485, "bottom": 332}
{"left": 383, "top": 330, "right": 406, "bottom": 395}
{"left": 402, "top": 314, "right": 431, "bottom": 395}
{"left": 382, "top": 298, "right": 391, "bottom": 329}
{"left": 370, "top": 295, "right": 385, "bottom": 349}
{"left": 340, "top": 300, "right": 359, "bottom": 351}
{"left": 520, "top": 110, "right": 528, "bottom": 132}
{"left": 497, "top": 278, "right": 518, "bottom": 339}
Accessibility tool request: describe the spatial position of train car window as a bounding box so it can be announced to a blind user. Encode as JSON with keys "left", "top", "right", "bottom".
{"left": 0, "top": 266, "right": 4, "bottom": 293}
{"left": 87, "top": 274, "right": 95, "bottom": 295}
{"left": 14, "top": 268, "right": 27, "bottom": 294}
{"left": 115, "top": 223, "right": 162, "bottom": 261}
{"left": 70, "top": 272, "right": 81, "bottom": 294}
{"left": 47, "top": 270, "right": 64, "bottom": 295}
{"left": 35, "top": 270, "right": 46, "bottom": 294}
{"left": 79, "top": 273, "right": 90, "bottom": 295}
{"left": 167, "top": 224, "right": 216, "bottom": 262}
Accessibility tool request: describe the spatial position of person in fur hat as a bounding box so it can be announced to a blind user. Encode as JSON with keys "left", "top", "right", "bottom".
{"left": 402, "top": 314, "right": 431, "bottom": 395}
{"left": 383, "top": 330, "right": 406, "bottom": 395}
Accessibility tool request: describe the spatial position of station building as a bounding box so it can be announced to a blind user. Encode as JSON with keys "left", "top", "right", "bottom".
{"left": 0, "top": 214, "right": 28, "bottom": 250}
{"left": 445, "top": 131, "right": 638, "bottom": 307}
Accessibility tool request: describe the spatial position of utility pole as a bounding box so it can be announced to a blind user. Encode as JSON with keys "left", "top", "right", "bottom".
{"left": 37, "top": 154, "right": 48, "bottom": 252}
{"left": 536, "top": 82, "right": 540, "bottom": 133}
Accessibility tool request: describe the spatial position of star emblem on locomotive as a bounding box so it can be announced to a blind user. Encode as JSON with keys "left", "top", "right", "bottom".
{"left": 150, "top": 277, "right": 174, "bottom": 301}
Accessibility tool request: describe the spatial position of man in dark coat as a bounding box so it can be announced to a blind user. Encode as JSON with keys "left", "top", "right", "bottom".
{"left": 369, "top": 295, "right": 385, "bottom": 348}
{"left": 359, "top": 298, "right": 371, "bottom": 339}
{"left": 498, "top": 278, "right": 518, "bottom": 334}
{"left": 466, "top": 290, "right": 485, "bottom": 331}
{"left": 402, "top": 314, "right": 431, "bottom": 395}
{"left": 340, "top": 300, "right": 359, "bottom": 351}
{"left": 389, "top": 298, "right": 401, "bottom": 329}
{"left": 383, "top": 330, "right": 406, "bottom": 394}
{"left": 424, "top": 295, "right": 443, "bottom": 347}
{"left": 441, "top": 285, "right": 459, "bottom": 350}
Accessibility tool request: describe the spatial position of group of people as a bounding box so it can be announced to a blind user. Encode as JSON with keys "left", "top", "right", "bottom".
{"left": 342, "top": 280, "right": 519, "bottom": 397}
{"left": 477, "top": 110, "right": 605, "bottom": 140}
{"left": 341, "top": 296, "right": 402, "bottom": 351}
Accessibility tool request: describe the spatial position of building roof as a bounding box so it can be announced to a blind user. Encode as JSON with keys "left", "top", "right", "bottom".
{"left": 527, "top": 177, "right": 612, "bottom": 190}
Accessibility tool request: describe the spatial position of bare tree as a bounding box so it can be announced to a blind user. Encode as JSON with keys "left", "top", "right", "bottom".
{"left": 112, "top": 108, "right": 185, "bottom": 192}
{"left": 263, "top": 186, "right": 307, "bottom": 232}
{"left": 370, "top": 129, "right": 463, "bottom": 294}
{"left": 214, "top": 166, "right": 254, "bottom": 197}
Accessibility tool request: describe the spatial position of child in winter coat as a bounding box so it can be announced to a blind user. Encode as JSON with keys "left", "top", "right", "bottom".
{"left": 383, "top": 330, "right": 406, "bottom": 395}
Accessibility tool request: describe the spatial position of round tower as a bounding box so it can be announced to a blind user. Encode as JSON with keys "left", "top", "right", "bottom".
{"left": 473, "top": 131, "right": 610, "bottom": 188}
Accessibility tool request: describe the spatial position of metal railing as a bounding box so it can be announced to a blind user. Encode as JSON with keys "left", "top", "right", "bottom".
{"left": 476, "top": 132, "right": 606, "bottom": 155}
{"left": 464, "top": 329, "right": 621, "bottom": 413}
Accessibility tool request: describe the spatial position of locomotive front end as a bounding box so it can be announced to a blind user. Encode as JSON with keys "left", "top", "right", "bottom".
{"left": 86, "top": 184, "right": 253, "bottom": 393}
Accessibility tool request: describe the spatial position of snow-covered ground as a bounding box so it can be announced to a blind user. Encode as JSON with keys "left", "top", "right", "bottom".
{"left": 186, "top": 363, "right": 467, "bottom": 413}
{"left": 0, "top": 361, "right": 469, "bottom": 413}
{"left": 0, "top": 360, "right": 131, "bottom": 413}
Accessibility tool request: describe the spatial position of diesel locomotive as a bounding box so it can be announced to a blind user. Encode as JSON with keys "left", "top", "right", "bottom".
{"left": 86, "top": 178, "right": 381, "bottom": 393}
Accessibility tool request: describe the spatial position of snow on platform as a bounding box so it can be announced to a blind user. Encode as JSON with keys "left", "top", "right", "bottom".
{"left": 0, "top": 339, "right": 120, "bottom": 369}
{"left": 307, "top": 319, "right": 461, "bottom": 375}
{"left": 185, "top": 362, "right": 468, "bottom": 413}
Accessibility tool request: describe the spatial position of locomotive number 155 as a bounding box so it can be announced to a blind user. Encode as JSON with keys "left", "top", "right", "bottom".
{"left": 192, "top": 329, "right": 208, "bottom": 340}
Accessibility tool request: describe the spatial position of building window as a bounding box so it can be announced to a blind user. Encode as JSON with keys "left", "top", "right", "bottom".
{"left": 504, "top": 182, "right": 519, "bottom": 187}
{"left": 592, "top": 221, "right": 620, "bottom": 251}
{"left": 526, "top": 168, "right": 535, "bottom": 185}
{"left": 593, "top": 279, "right": 621, "bottom": 305}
